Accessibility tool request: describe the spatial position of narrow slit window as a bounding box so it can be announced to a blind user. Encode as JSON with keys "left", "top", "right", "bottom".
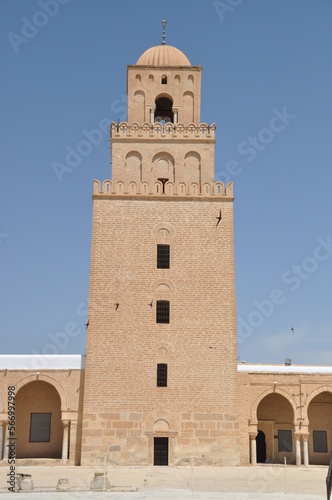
{"left": 157, "top": 363, "right": 167, "bottom": 387}
{"left": 156, "top": 300, "right": 169, "bottom": 323}
{"left": 157, "top": 244, "right": 170, "bottom": 269}
{"left": 29, "top": 413, "right": 51, "bottom": 442}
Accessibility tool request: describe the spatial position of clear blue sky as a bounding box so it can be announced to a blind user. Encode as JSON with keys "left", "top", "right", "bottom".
{"left": 1, "top": 0, "right": 332, "bottom": 364}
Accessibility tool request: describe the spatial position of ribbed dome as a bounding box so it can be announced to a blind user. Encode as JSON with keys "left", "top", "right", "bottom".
{"left": 136, "top": 44, "right": 191, "bottom": 66}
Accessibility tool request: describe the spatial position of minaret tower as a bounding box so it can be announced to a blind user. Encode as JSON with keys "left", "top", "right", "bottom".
{"left": 82, "top": 23, "right": 239, "bottom": 466}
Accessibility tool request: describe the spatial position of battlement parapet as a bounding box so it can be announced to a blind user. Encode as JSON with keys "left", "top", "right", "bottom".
{"left": 93, "top": 179, "right": 233, "bottom": 199}
{"left": 110, "top": 121, "right": 216, "bottom": 141}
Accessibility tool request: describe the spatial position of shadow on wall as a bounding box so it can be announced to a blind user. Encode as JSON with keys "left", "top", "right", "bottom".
{"left": 16, "top": 381, "right": 62, "bottom": 459}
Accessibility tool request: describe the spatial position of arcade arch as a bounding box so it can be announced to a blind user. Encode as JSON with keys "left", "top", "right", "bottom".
{"left": 16, "top": 381, "right": 62, "bottom": 459}
{"left": 307, "top": 391, "right": 332, "bottom": 465}
{"left": 254, "top": 393, "right": 295, "bottom": 464}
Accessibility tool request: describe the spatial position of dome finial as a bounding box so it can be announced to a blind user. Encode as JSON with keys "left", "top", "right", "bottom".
{"left": 162, "top": 20, "right": 167, "bottom": 45}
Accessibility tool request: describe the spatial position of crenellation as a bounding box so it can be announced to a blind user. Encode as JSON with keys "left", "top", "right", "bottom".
{"left": 94, "top": 178, "right": 233, "bottom": 198}
{"left": 82, "top": 36, "right": 239, "bottom": 466}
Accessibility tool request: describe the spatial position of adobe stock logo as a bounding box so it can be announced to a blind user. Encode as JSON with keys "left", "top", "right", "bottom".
{"left": 30, "top": 299, "right": 88, "bottom": 370}
{"left": 213, "top": 0, "right": 244, "bottom": 22}
{"left": 216, "top": 106, "right": 296, "bottom": 185}
{"left": 0, "top": 233, "right": 9, "bottom": 244}
{"left": 51, "top": 94, "right": 127, "bottom": 182}
{"left": 7, "top": 0, "right": 70, "bottom": 54}
{"left": 238, "top": 234, "right": 332, "bottom": 344}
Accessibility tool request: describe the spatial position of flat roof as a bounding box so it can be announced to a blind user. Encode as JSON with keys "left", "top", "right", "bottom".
{"left": 0, "top": 355, "right": 84, "bottom": 370}
{"left": 0, "top": 356, "right": 331, "bottom": 373}
{"left": 237, "top": 363, "right": 332, "bottom": 374}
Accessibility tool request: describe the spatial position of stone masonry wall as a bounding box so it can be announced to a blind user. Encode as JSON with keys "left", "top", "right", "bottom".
{"left": 82, "top": 195, "right": 239, "bottom": 465}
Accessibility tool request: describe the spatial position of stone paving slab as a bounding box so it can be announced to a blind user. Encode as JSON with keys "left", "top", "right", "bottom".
{"left": 0, "top": 492, "right": 326, "bottom": 499}
{"left": 0, "top": 464, "right": 328, "bottom": 499}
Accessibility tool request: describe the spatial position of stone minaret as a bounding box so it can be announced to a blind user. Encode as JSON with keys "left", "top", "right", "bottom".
{"left": 82, "top": 26, "right": 239, "bottom": 466}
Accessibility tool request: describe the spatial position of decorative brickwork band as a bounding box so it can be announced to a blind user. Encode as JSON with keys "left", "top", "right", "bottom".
{"left": 111, "top": 121, "right": 216, "bottom": 140}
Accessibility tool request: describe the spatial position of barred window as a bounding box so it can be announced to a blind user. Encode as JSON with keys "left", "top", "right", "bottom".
{"left": 157, "top": 363, "right": 167, "bottom": 387}
{"left": 313, "top": 430, "right": 328, "bottom": 453}
{"left": 156, "top": 300, "right": 170, "bottom": 323}
{"left": 29, "top": 413, "right": 51, "bottom": 442}
{"left": 157, "top": 245, "right": 170, "bottom": 269}
{"left": 278, "top": 430, "right": 292, "bottom": 452}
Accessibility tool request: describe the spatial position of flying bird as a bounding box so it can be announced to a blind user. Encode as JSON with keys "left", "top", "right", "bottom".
{"left": 149, "top": 300, "right": 153, "bottom": 307}
{"left": 115, "top": 303, "right": 119, "bottom": 311}
{"left": 85, "top": 320, "right": 89, "bottom": 329}
{"left": 216, "top": 209, "right": 222, "bottom": 226}
{"left": 291, "top": 327, "right": 294, "bottom": 333}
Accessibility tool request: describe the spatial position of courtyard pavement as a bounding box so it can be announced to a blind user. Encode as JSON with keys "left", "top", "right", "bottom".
{"left": 0, "top": 464, "right": 328, "bottom": 499}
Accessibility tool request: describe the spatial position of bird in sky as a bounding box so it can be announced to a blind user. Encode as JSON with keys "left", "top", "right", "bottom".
{"left": 216, "top": 209, "right": 222, "bottom": 226}
{"left": 115, "top": 303, "right": 119, "bottom": 310}
{"left": 291, "top": 327, "right": 294, "bottom": 333}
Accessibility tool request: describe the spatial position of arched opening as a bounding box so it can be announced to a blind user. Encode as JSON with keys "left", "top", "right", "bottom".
{"left": 134, "top": 90, "right": 145, "bottom": 123}
{"left": 145, "top": 410, "right": 177, "bottom": 466}
{"left": 125, "top": 151, "right": 142, "bottom": 184}
{"left": 308, "top": 391, "right": 332, "bottom": 465}
{"left": 256, "top": 393, "right": 295, "bottom": 464}
{"left": 153, "top": 419, "right": 169, "bottom": 432}
{"left": 256, "top": 430, "right": 266, "bottom": 463}
{"left": 151, "top": 153, "right": 175, "bottom": 183}
{"left": 16, "top": 381, "right": 63, "bottom": 459}
{"left": 156, "top": 228, "right": 171, "bottom": 245}
{"left": 161, "top": 74, "right": 167, "bottom": 84}
{"left": 155, "top": 96, "right": 173, "bottom": 123}
{"left": 183, "top": 91, "right": 194, "bottom": 123}
{"left": 184, "top": 152, "right": 201, "bottom": 186}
